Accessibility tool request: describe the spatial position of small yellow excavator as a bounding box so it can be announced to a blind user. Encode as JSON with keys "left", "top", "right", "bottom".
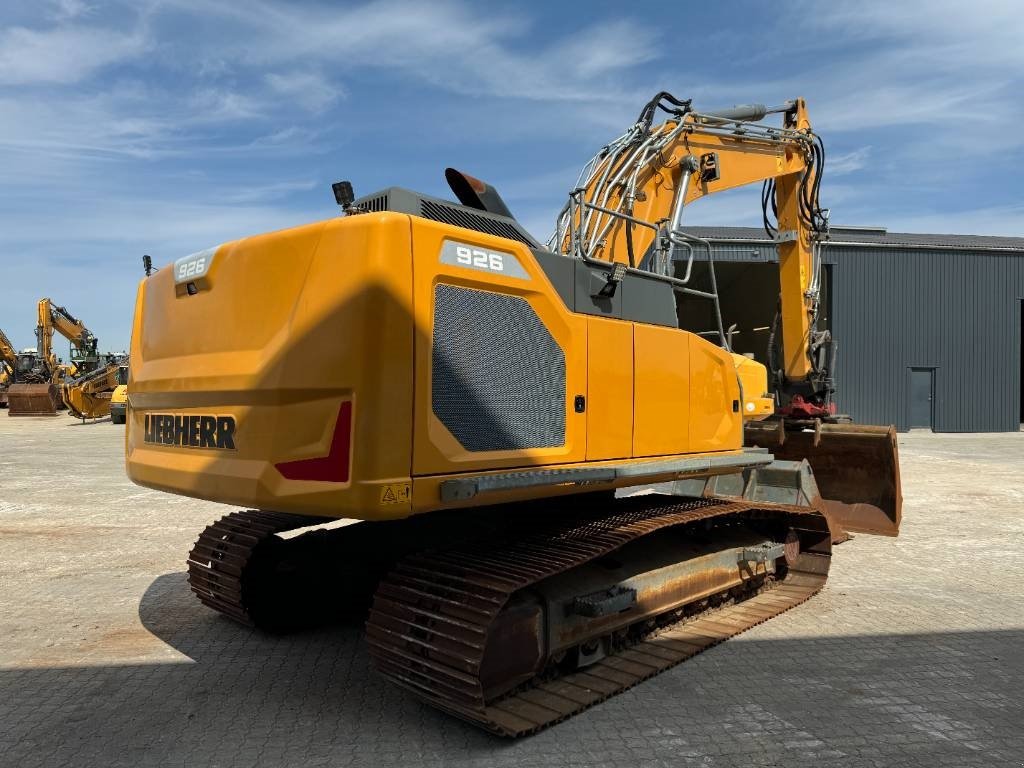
{"left": 0, "top": 327, "right": 17, "bottom": 408}
{"left": 62, "top": 358, "right": 127, "bottom": 421}
{"left": 8, "top": 299, "right": 100, "bottom": 416}
{"left": 127, "top": 94, "right": 901, "bottom": 735}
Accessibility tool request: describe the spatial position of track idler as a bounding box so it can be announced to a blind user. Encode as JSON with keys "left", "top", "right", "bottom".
{"left": 745, "top": 420, "right": 902, "bottom": 538}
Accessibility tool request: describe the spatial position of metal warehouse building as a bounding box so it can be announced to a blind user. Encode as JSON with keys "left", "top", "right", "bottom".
{"left": 684, "top": 226, "right": 1024, "bottom": 432}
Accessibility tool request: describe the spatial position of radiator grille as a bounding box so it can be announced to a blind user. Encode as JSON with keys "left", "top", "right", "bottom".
{"left": 359, "top": 194, "right": 390, "bottom": 212}
{"left": 420, "top": 200, "right": 534, "bottom": 246}
{"left": 432, "top": 284, "right": 565, "bottom": 451}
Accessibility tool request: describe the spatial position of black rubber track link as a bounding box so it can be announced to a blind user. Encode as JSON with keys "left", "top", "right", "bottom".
{"left": 186, "top": 509, "right": 323, "bottom": 628}
{"left": 365, "top": 495, "right": 832, "bottom": 737}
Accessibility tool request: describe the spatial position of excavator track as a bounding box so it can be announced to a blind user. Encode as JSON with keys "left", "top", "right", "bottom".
{"left": 187, "top": 497, "right": 831, "bottom": 736}
{"left": 186, "top": 509, "right": 324, "bottom": 627}
{"left": 366, "top": 495, "right": 831, "bottom": 736}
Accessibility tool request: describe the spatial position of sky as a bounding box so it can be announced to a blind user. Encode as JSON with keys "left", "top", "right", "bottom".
{"left": 1, "top": 0, "right": 1022, "bottom": 350}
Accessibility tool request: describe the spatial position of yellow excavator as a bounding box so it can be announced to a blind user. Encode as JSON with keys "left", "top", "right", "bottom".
{"left": 126, "top": 94, "right": 901, "bottom": 735}
{"left": 8, "top": 299, "right": 101, "bottom": 416}
{"left": 0, "top": 327, "right": 17, "bottom": 408}
{"left": 62, "top": 358, "right": 127, "bottom": 421}
{"left": 109, "top": 366, "right": 129, "bottom": 425}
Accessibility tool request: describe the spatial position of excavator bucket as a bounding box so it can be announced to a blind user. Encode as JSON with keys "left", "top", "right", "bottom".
{"left": 6, "top": 383, "right": 61, "bottom": 416}
{"left": 745, "top": 421, "right": 902, "bottom": 538}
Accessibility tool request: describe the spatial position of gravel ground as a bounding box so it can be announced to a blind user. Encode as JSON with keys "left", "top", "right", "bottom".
{"left": 1, "top": 416, "right": 1022, "bottom": 767}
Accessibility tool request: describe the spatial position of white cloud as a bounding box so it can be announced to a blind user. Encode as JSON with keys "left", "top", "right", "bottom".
{"left": 550, "top": 19, "right": 659, "bottom": 79}
{"left": 828, "top": 147, "right": 871, "bottom": 176}
{"left": 50, "top": 0, "right": 93, "bottom": 21}
{"left": 151, "top": 0, "right": 650, "bottom": 102}
{"left": 807, "top": 0, "right": 1024, "bottom": 69}
{"left": 798, "top": 0, "right": 1023, "bottom": 138}
{"left": 187, "top": 88, "right": 264, "bottom": 121}
{"left": 875, "top": 202, "right": 1024, "bottom": 238}
{"left": 0, "top": 24, "right": 145, "bottom": 85}
{"left": 266, "top": 71, "right": 342, "bottom": 113}
{"left": 0, "top": 191, "right": 325, "bottom": 351}
{"left": 222, "top": 179, "right": 318, "bottom": 204}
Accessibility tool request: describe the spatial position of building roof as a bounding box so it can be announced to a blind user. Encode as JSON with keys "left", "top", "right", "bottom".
{"left": 684, "top": 226, "right": 1024, "bottom": 252}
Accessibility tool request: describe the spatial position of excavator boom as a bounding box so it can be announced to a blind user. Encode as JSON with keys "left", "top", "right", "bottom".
{"left": 553, "top": 96, "right": 900, "bottom": 537}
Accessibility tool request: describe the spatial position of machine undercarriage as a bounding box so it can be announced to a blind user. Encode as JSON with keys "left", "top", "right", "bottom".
{"left": 188, "top": 464, "right": 835, "bottom": 736}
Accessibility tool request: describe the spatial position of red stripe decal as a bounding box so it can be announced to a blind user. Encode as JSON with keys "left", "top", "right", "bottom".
{"left": 275, "top": 400, "right": 352, "bottom": 482}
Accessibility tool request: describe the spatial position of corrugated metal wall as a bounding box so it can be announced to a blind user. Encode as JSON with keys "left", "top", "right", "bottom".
{"left": 702, "top": 241, "right": 1024, "bottom": 432}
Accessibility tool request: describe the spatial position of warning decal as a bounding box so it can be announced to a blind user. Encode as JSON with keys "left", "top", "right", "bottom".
{"left": 379, "top": 483, "right": 411, "bottom": 505}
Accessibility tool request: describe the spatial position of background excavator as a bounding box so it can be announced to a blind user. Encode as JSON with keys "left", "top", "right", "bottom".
{"left": 62, "top": 358, "right": 128, "bottom": 421}
{"left": 126, "top": 94, "right": 901, "bottom": 735}
{"left": 0, "top": 327, "right": 16, "bottom": 408}
{"left": 109, "top": 366, "right": 130, "bottom": 424}
{"left": 7, "top": 298, "right": 103, "bottom": 416}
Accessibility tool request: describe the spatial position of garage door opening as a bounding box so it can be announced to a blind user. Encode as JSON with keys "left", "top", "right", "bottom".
{"left": 673, "top": 260, "right": 832, "bottom": 372}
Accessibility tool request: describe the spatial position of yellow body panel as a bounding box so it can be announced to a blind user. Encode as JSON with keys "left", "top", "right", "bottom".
{"left": 633, "top": 324, "right": 690, "bottom": 456}
{"left": 111, "top": 384, "right": 128, "bottom": 405}
{"left": 410, "top": 219, "right": 588, "bottom": 476}
{"left": 732, "top": 354, "right": 774, "bottom": 418}
{"left": 688, "top": 336, "right": 743, "bottom": 451}
{"left": 127, "top": 213, "right": 752, "bottom": 521}
{"left": 585, "top": 318, "right": 633, "bottom": 461}
{"left": 128, "top": 213, "right": 416, "bottom": 519}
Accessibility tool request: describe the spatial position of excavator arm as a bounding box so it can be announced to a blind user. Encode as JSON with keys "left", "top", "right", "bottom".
{"left": 36, "top": 298, "right": 100, "bottom": 379}
{"left": 0, "top": 327, "right": 15, "bottom": 406}
{"left": 558, "top": 97, "right": 828, "bottom": 412}
{"left": 34, "top": 299, "right": 58, "bottom": 377}
{"left": 62, "top": 360, "right": 122, "bottom": 420}
{"left": 0, "top": 327, "right": 16, "bottom": 372}
{"left": 0, "top": 327, "right": 16, "bottom": 382}
{"left": 554, "top": 94, "right": 900, "bottom": 537}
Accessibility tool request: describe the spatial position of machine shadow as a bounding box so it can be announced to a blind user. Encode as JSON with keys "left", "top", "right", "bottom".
{"left": 4, "top": 576, "right": 1022, "bottom": 767}
{"left": 67, "top": 416, "right": 112, "bottom": 426}
{"left": 131, "top": 569, "right": 505, "bottom": 751}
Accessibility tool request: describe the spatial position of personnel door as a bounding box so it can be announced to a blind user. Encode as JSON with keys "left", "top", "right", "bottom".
{"left": 908, "top": 368, "right": 935, "bottom": 430}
